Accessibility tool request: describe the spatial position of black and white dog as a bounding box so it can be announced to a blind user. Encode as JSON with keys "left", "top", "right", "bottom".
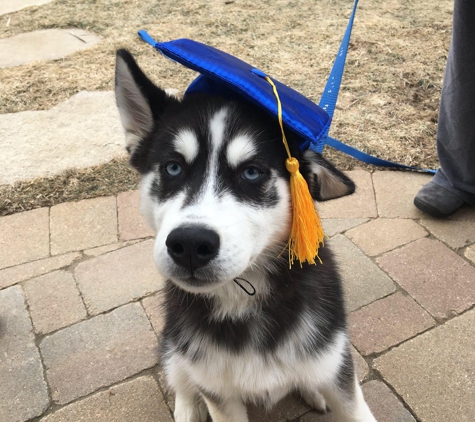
{"left": 115, "top": 49, "right": 376, "bottom": 422}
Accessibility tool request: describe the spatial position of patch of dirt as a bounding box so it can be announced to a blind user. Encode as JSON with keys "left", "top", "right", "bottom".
{"left": 0, "top": 0, "right": 453, "bottom": 212}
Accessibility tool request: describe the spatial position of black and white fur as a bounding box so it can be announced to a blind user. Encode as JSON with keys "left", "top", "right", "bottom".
{"left": 115, "top": 49, "right": 376, "bottom": 422}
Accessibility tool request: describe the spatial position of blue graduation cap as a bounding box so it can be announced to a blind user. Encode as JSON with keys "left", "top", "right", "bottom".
{"left": 138, "top": 31, "right": 331, "bottom": 154}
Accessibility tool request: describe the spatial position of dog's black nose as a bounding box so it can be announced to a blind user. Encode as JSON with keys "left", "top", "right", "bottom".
{"left": 166, "top": 226, "right": 220, "bottom": 272}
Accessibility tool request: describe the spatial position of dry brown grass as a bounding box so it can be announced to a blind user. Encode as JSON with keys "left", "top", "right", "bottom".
{"left": 0, "top": 0, "right": 453, "bottom": 212}
{"left": 0, "top": 157, "right": 139, "bottom": 216}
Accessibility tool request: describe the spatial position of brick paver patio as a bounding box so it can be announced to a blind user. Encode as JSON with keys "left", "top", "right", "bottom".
{"left": 1, "top": 170, "right": 474, "bottom": 422}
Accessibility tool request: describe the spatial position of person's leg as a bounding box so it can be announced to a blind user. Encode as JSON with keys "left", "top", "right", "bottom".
{"left": 415, "top": 0, "right": 475, "bottom": 217}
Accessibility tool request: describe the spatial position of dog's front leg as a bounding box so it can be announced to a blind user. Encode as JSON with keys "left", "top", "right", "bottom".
{"left": 202, "top": 396, "right": 248, "bottom": 422}
{"left": 167, "top": 359, "right": 208, "bottom": 422}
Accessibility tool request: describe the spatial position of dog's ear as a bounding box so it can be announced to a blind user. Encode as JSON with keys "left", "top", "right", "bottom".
{"left": 115, "top": 49, "right": 179, "bottom": 155}
{"left": 302, "top": 150, "right": 355, "bottom": 201}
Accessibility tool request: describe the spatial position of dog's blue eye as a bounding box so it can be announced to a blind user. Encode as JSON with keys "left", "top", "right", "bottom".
{"left": 242, "top": 167, "right": 263, "bottom": 181}
{"left": 166, "top": 162, "right": 182, "bottom": 176}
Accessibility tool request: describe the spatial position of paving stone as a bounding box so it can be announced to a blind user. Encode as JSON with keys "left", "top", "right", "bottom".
{"left": 374, "top": 309, "right": 475, "bottom": 422}
{"left": 419, "top": 219, "right": 475, "bottom": 249}
{"left": 351, "top": 345, "right": 369, "bottom": 382}
{"left": 40, "top": 376, "right": 173, "bottom": 422}
{"left": 372, "top": 171, "right": 432, "bottom": 218}
{"left": 0, "top": 208, "right": 49, "bottom": 270}
{"left": 0, "top": 91, "right": 126, "bottom": 184}
{"left": 346, "top": 218, "right": 427, "bottom": 256}
{"left": 0, "top": 286, "right": 49, "bottom": 421}
{"left": 50, "top": 196, "right": 117, "bottom": 255}
{"left": 83, "top": 239, "right": 141, "bottom": 257}
{"left": 349, "top": 292, "right": 435, "bottom": 355}
{"left": 248, "top": 393, "right": 309, "bottom": 422}
{"left": 299, "top": 380, "right": 416, "bottom": 422}
{"left": 0, "top": 252, "right": 80, "bottom": 289}
{"left": 0, "top": 29, "right": 101, "bottom": 68}
{"left": 465, "top": 244, "right": 475, "bottom": 265}
{"left": 448, "top": 204, "right": 475, "bottom": 221}
{"left": 330, "top": 235, "right": 396, "bottom": 312}
{"left": 142, "top": 293, "right": 165, "bottom": 335}
{"left": 362, "top": 381, "right": 416, "bottom": 422}
{"left": 298, "top": 410, "right": 334, "bottom": 421}
{"left": 75, "top": 240, "right": 164, "bottom": 315}
{"left": 40, "top": 303, "right": 159, "bottom": 405}
{"left": 318, "top": 171, "right": 377, "bottom": 219}
{"left": 0, "top": 0, "right": 54, "bottom": 16}
{"left": 322, "top": 218, "right": 369, "bottom": 237}
{"left": 377, "top": 238, "right": 475, "bottom": 319}
{"left": 23, "top": 270, "right": 87, "bottom": 335}
{"left": 155, "top": 366, "right": 175, "bottom": 411}
{"left": 118, "top": 190, "right": 154, "bottom": 241}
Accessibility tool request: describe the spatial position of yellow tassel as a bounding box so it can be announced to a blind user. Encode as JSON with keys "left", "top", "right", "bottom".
{"left": 264, "top": 76, "right": 325, "bottom": 267}
{"left": 286, "top": 157, "right": 325, "bottom": 266}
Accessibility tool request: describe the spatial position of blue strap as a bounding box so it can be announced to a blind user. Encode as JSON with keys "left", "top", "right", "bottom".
{"left": 138, "top": 29, "right": 157, "bottom": 47}
{"left": 319, "top": 0, "right": 359, "bottom": 123}
{"left": 316, "top": 0, "right": 435, "bottom": 174}
{"left": 326, "top": 137, "right": 436, "bottom": 173}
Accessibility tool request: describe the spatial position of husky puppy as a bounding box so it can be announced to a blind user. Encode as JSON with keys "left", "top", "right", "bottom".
{"left": 115, "top": 49, "right": 376, "bottom": 422}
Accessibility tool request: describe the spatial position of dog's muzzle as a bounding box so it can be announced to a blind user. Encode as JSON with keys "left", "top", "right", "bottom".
{"left": 166, "top": 226, "right": 220, "bottom": 274}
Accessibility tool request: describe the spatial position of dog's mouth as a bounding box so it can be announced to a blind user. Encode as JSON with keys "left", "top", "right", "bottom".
{"left": 169, "top": 273, "right": 230, "bottom": 294}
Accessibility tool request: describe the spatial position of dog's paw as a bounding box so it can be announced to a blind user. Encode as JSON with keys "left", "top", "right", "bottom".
{"left": 174, "top": 400, "right": 208, "bottom": 422}
{"left": 301, "top": 390, "right": 328, "bottom": 414}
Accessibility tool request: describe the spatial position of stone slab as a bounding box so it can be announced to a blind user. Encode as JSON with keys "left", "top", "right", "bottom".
{"left": 346, "top": 218, "right": 428, "bottom": 256}
{"left": 465, "top": 244, "right": 475, "bottom": 265}
{"left": 0, "top": 29, "right": 101, "bottom": 68}
{"left": 40, "top": 303, "right": 159, "bottom": 405}
{"left": 142, "top": 293, "right": 165, "bottom": 335}
{"left": 0, "top": 252, "right": 80, "bottom": 290}
{"left": 374, "top": 309, "right": 475, "bottom": 422}
{"left": 377, "top": 238, "right": 475, "bottom": 319}
{"left": 117, "top": 190, "right": 154, "bottom": 241}
{"left": 322, "top": 218, "right": 369, "bottom": 237}
{"left": 362, "top": 381, "right": 416, "bottom": 422}
{"left": 349, "top": 292, "right": 435, "bottom": 355}
{"left": 83, "top": 239, "right": 140, "bottom": 257}
{"left": 0, "top": 286, "right": 49, "bottom": 421}
{"left": 0, "top": 0, "right": 54, "bottom": 16}
{"left": 330, "top": 235, "right": 396, "bottom": 312}
{"left": 419, "top": 219, "right": 475, "bottom": 249}
{"left": 248, "top": 394, "right": 309, "bottom": 422}
{"left": 40, "top": 376, "right": 173, "bottom": 422}
{"left": 24, "top": 270, "right": 87, "bottom": 335}
{"left": 75, "top": 240, "right": 164, "bottom": 315}
{"left": 351, "top": 345, "right": 369, "bottom": 382}
{"left": 300, "top": 380, "right": 416, "bottom": 422}
{"left": 50, "top": 196, "right": 117, "bottom": 255}
{"left": 0, "top": 91, "right": 126, "bottom": 184}
{"left": 372, "top": 171, "right": 432, "bottom": 218}
{"left": 0, "top": 207, "right": 49, "bottom": 270}
{"left": 318, "top": 171, "right": 377, "bottom": 219}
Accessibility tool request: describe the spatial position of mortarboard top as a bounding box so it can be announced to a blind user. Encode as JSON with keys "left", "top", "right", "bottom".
{"left": 138, "top": 30, "right": 330, "bottom": 154}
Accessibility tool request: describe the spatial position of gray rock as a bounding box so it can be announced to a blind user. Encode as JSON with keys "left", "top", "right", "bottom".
{"left": 0, "top": 0, "right": 53, "bottom": 16}
{"left": 0, "top": 29, "right": 101, "bottom": 68}
{"left": 0, "top": 91, "right": 126, "bottom": 184}
{"left": 0, "top": 286, "right": 49, "bottom": 422}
